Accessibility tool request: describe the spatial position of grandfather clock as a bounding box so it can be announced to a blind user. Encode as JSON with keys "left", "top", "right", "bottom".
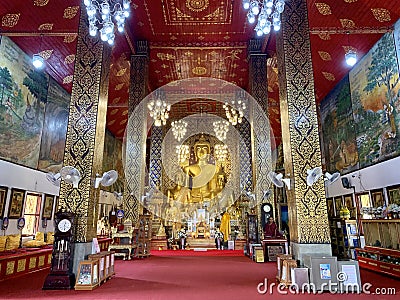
{"left": 43, "top": 210, "right": 75, "bottom": 290}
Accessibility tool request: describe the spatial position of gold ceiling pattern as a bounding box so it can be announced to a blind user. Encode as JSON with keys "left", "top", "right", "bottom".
{"left": 38, "top": 23, "right": 53, "bottom": 30}
{"left": 1, "top": 14, "right": 20, "bottom": 27}
{"left": 63, "top": 6, "right": 80, "bottom": 19}
{"left": 318, "top": 51, "right": 331, "bottom": 61}
{"left": 339, "top": 19, "right": 356, "bottom": 28}
{"left": 322, "top": 72, "right": 335, "bottom": 81}
{"left": 64, "top": 54, "right": 75, "bottom": 64}
{"left": 63, "top": 75, "right": 73, "bottom": 84}
{"left": 315, "top": 3, "right": 332, "bottom": 15}
{"left": 33, "top": 0, "right": 49, "bottom": 6}
{"left": 371, "top": 8, "right": 391, "bottom": 22}
{"left": 39, "top": 49, "right": 53, "bottom": 60}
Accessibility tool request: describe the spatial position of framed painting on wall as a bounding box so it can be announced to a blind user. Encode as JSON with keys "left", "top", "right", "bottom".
{"left": 344, "top": 194, "right": 355, "bottom": 218}
{"left": 371, "top": 189, "right": 385, "bottom": 208}
{"left": 326, "top": 198, "right": 334, "bottom": 217}
{"left": 0, "top": 186, "right": 8, "bottom": 218}
{"left": 334, "top": 197, "right": 343, "bottom": 216}
{"left": 8, "top": 188, "right": 25, "bottom": 219}
{"left": 387, "top": 185, "right": 400, "bottom": 205}
{"left": 42, "top": 194, "right": 54, "bottom": 220}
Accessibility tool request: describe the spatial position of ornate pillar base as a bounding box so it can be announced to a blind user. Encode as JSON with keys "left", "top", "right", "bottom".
{"left": 291, "top": 242, "right": 332, "bottom": 264}
{"left": 72, "top": 242, "right": 92, "bottom": 276}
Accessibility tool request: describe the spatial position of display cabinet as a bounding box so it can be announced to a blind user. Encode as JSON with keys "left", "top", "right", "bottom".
{"left": 74, "top": 260, "right": 100, "bottom": 290}
{"left": 361, "top": 219, "right": 400, "bottom": 249}
{"left": 135, "top": 214, "right": 151, "bottom": 258}
{"left": 356, "top": 246, "right": 400, "bottom": 278}
{"left": 329, "top": 218, "right": 359, "bottom": 259}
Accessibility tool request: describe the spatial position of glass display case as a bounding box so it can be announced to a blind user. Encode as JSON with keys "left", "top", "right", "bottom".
{"left": 356, "top": 246, "right": 400, "bottom": 278}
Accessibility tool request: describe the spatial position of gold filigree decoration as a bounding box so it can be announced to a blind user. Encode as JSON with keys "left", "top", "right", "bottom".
{"left": 64, "top": 54, "right": 75, "bottom": 64}
{"left": 39, "top": 49, "right": 53, "bottom": 60}
{"left": 343, "top": 0, "right": 357, "bottom": 2}
{"left": 117, "top": 128, "right": 124, "bottom": 135}
{"left": 115, "top": 83, "right": 124, "bottom": 90}
{"left": 116, "top": 68, "right": 127, "bottom": 76}
{"left": 110, "top": 109, "right": 119, "bottom": 115}
{"left": 38, "top": 23, "right": 54, "bottom": 30}
{"left": 17, "top": 259, "right": 26, "bottom": 272}
{"left": 6, "top": 261, "right": 15, "bottom": 275}
{"left": 322, "top": 71, "right": 335, "bottom": 81}
{"left": 108, "top": 120, "right": 116, "bottom": 126}
{"left": 192, "top": 66, "right": 207, "bottom": 75}
{"left": 340, "top": 19, "right": 355, "bottom": 28}
{"left": 342, "top": 46, "right": 357, "bottom": 53}
{"left": 2, "top": 14, "right": 20, "bottom": 27}
{"left": 170, "top": 36, "right": 177, "bottom": 40}
{"left": 224, "top": 35, "right": 230, "bottom": 40}
{"left": 318, "top": 51, "right": 331, "bottom": 61}
{"left": 186, "top": 0, "right": 209, "bottom": 12}
{"left": 176, "top": 8, "right": 192, "bottom": 19}
{"left": 34, "top": 0, "right": 49, "bottom": 6}
{"left": 112, "top": 97, "right": 121, "bottom": 104}
{"left": 48, "top": 254, "right": 52, "bottom": 264}
{"left": 63, "top": 75, "right": 73, "bottom": 84}
{"left": 371, "top": 8, "right": 391, "bottom": 22}
{"left": 315, "top": 3, "right": 332, "bottom": 15}
{"left": 122, "top": 110, "right": 128, "bottom": 116}
{"left": 64, "top": 34, "right": 77, "bottom": 43}
{"left": 198, "top": 36, "right": 205, "bottom": 40}
{"left": 64, "top": 6, "right": 79, "bottom": 19}
{"left": 157, "top": 53, "right": 176, "bottom": 61}
{"left": 29, "top": 257, "right": 37, "bottom": 269}
{"left": 38, "top": 256, "right": 45, "bottom": 266}
{"left": 204, "top": 8, "right": 221, "bottom": 19}
{"left": 318, "top": 33, "right": 331, "bottom": 40}
{"left": 119, "top": 119, "right": 127, "bottom": 125}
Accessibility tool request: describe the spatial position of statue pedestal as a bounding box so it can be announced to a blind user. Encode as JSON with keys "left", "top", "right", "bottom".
{"left": 150, "top": 236, "right": 168, "bottom": 250}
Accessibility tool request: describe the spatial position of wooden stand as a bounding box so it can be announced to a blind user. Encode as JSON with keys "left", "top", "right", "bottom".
{"left": 276, "top": 254, "right": 293, "bottom": 280}
{"left": 136, "top": 215, "right": 151, "bottom": 258}
{"left": 279, "top": 259, "right": 297, "bottom": 287}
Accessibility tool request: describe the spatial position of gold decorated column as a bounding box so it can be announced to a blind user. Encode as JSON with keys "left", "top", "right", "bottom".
{"left": 59, "top": 9, "right": 111, "bottom": 271}
{"left": 123, "top": 41, "right": 149, "bottom": 225}
{"left": 276, "top": 0, "right": 331, "bottom": 259}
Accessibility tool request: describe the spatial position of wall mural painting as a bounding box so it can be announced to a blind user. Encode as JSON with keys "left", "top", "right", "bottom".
{"left": 38, "top": 78, "right": 70, "bottom": 172}
{"left": 0, "top": 36, "right": 48, "bottom": 168}
{"left": 349, "top": 32, "right": 400, "bottom": 168}
{"left": 320, "top": 76, "right": 358, "bottom": 174}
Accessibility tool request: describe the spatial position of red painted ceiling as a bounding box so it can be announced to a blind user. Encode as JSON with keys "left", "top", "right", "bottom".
{"left": 1, "top": 1, "right": 400, "bottom": 141}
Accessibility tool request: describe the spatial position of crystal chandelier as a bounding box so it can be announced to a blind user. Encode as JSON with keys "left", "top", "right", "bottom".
{"left": 214, "top": 144, "right": 228, "bottom": 162}
{"left": 213, "top": 120, "right": 229, "bottom": 141}
{"left": 147, "top": 91, "right": 170, "bottom": 127}
{"left": 223, "top": 99, "right": 246, "bottom": 126}
{"left": 83, "top": 0, "right": 131, "bottom": 45}
{"left": 242, "top": 0, "right": 285, "bottom": 36}
{"left": 171, "top": 120, "right": 188, "bottom": 142}
{"left": 176, "top": 145, "right": 190, "bottom": 164}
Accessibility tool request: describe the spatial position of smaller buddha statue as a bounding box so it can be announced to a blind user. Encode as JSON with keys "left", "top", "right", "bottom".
{"left": 156, "top": 223, "right": 166, "bottom": 237}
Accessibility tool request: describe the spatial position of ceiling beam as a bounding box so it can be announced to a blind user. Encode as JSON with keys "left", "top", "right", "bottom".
{"left": 309, "top": 26, "right": 393, "bottom": 35}
{"left": 0, "top": 31, "right": 77, "bottom": 37}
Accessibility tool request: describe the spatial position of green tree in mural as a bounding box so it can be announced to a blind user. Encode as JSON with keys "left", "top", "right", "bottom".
{"left": 22, "top": 70, "right": 48, "bottom": 134}
{"left": 363, "top": 33, "right": 399, "bottom": 137}
{"left": 0, "top": 67, "right": 13, "bottom": 105}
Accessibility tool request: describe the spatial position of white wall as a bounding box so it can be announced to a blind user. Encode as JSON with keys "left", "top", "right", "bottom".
{"left": 325, "top": 156, "right": 400, "bottom": 200}
{"left": 0, "top": 159, "right": 59, "bottom": 234}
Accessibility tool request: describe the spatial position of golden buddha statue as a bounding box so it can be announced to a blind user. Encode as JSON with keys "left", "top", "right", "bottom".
{"left": 180, "top": 135, "right": 226, "bottom": 202}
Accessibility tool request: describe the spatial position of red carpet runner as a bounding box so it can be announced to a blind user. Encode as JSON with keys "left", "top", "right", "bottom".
{"left": 0, "top": 252, "right": 398, "bottom": 299}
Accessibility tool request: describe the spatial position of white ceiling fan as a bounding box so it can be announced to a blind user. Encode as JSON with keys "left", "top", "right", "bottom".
{"left": 60, "top": 166, "right": 81, "bottom": 189}
{"left": 324, "top": 172, "right": 340, "bottom": 185}
{"left": 306, "top": 167, "right": 323, "bottom": 186}
{"left": 46, "top": 172, "right": 61, "bottom": 187}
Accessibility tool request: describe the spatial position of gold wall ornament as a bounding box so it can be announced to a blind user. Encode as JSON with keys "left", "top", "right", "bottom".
{"left": 34, "top": 0, "right": 49, "bottom": 6}
{"left": 318, "top": 51, "right": 332, "bottom": 61}
{"left": 38, "top": 23, "right": 54, "bottom": 30}
{"left": 112, "top": 97, "right": 121, "bottom": 104}
{"left": 1, "top": 13, "right": 20, "bottom": 27}
{"left": 39, "top": 49, "right": 53, "bottom": 60}
{"left": 116, "top": 68, "right": 127, "bottom": 76}
{"left": 315, "top": 3, "right": 332, "bottom": 15}
{"left": 63, "top": 34, "right": 77, "bottom": 43}
{"left": 119, "top": 119, "right": 127, "bottom": 125}
{"left": 117, "top": 128, "right": 124, "bottom": 135}
{"left": 192, "top": 66, "right": 207, "bottom": 75}
{"left": 340, "top": 19, "right": 356, "bottom": 29}
{"left": 322, "top": 71, "right": 335, "bottom": 81}
{"left": 318, "top": 33, "right": 331, "bottom": 40}
{"left": 64, "top": 54, "right": 75, "bottom": 65}
{"left": 186, "top": 0, "right": 209, "bottom": 12}
{"left": 63, "top": 6, "right": 80, "bottom": 19}
{"left": 157, "top": 53, "right": 176, "bottom": 61}
{"left": 110, "top": 108, "right": 119, "bottom": 115}
{"left": 277, "top": 0, "right": 329, "bottom": 244}
{"left": 122, "top": 109, "right": 128, "bottom": 116}
{"left": 115, "top": 83, "right": 124, "bottom": 90}
{"left": 343, "top": 0, "right": 357, "bottom": 2}
{"left": 108, "top": 120, "right": 116, "bottom": 126}
{"left": 371, "top": 8, "right": 391, "bottom": 23}
{"left": 38, "top": 255, "right": 45, "bottom": 266}
{"left": 63, "top": 75, "right": 73, "bottom": 84}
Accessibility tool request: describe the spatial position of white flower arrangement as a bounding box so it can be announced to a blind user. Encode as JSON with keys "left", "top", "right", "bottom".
{"left": 388, "top": 203, "right": 400, "bottom": 213}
